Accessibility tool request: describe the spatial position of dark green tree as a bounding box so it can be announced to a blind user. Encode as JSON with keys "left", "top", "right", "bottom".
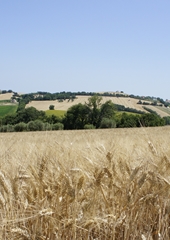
{"left": 63, "top": 103, "right": 90, "bottom": 129}
{"left": 163, "top": 116, "right": 170, "bottom": 125}
{"left": 15, "top": 107, "right": 46, "bottom": 123}
{"left": 139, "top": 113, "right": 165, "bottom": 127}
{"left": 1, "top": 114, "right": 17, "bottom": 125}
{"left": 118, "top": 113, "right": 140, "bottom": 128}
{"left": 100, "top": 100, "right": 116, "bottom": 119}
{"left": 49, "top": 105, "right": 55, "bottom": 110}
{"left": 46, "top": 114, "right": 61, "bottom": 124}
{"left": 86, "top": 95, "right": 102, "bottom": 127}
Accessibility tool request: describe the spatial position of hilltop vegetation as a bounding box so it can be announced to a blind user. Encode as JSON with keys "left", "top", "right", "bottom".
{"left": 0, "top": 90, "right": 170, "bottom": 132}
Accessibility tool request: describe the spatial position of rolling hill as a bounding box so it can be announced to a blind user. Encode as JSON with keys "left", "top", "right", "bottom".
{"left": 1, "top": 92, "right": 170, "bottom": 117}
{"left": 26, "top": 95, "right": 170, "bottom": 117}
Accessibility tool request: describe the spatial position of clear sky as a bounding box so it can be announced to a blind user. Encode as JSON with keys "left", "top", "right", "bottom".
{"left": 1, "top": 1, "right": 170, "bottom": 99}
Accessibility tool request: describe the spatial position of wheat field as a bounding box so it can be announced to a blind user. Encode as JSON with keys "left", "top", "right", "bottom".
{"left": 26, "top": 96, "right": 146, "bottom": 112}
{"left": 0, "top": 126, "right": 170, "bottom": 239}
{"left": 0, "top": 93, "right": 13, "bottom": 101}
{"left": 26, "top": 96, "right": 170, "bottom": 117}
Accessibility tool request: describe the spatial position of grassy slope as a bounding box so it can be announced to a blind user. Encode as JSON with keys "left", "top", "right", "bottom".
{"left": 144, "top": 105, "right": 170, "bottom": 117}
{"left": 45, "top": 109, "right": 66, "bottom": 117}
{"left": 0, "top": 105, "right": 18, "bottom": 117}
{"left": 0, "top": 93, "right": 18, "bottom": 117}
{"left": 155, "top": 105, "right": 170, "bottom": 115}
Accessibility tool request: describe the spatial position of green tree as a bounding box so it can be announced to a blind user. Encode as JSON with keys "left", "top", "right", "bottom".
{"left": 100, "top": 100, "right": 116, "bottom": 119}
{"left": 163, "top": 116, "right": 170, "bottom": 125}
{"left": 46, "top": 114, "right": 61, "bottom": 124}
{"left": 63, "top": 103, "right": 90, "bottom": 129}
{"left": 139, "top": 113, "right": 165, "bottom": 127}
{"left": 2, "top": 114, "right": 16, "bottom": 125}
{"left": 118, "top": 113, "right": 139, "bottom": 128}
{"left": 86, "top": 95, "right": 102, "bottom": 127}
{"left": 49, "top": 105, "right": 55, "bottom": 110}
{"left": 15, "top": 107, "right": 46, "bottom": 123}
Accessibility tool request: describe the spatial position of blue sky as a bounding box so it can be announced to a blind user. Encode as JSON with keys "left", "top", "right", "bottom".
{"left": 1, "top": 1, "right": 170, "bottom": 99}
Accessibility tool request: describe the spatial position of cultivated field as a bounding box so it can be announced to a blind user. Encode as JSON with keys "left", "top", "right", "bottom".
{"left": 26, "top": 96, "right": 146, "bottom": 111}
{"left": 0, "top": 93, "right": 18, "bottom": 117}
{"left": 0, "top": 93, "right": 13, "bottom": 100}
{"left": 0, "top": 105, "right": 18, "bottom": 117}
{"left": 145, "top": 105, "right": 170, "bottom": 117}
{"left": 0, "top": 126, "right": 170, "bottom": 239}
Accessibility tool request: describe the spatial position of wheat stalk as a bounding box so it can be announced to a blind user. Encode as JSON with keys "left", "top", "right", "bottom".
{"left": 0, "top": 171, "right": 13, "bottom": 195}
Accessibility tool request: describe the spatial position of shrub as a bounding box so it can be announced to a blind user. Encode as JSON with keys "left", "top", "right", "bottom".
{"left": 34, "top": 120, "right": 44, "bottom": 131}
{"left": 27, "top": 121, "right": 38, "bottom": 131}
{"left": 0, "top": 124, "right": 14, "bottom": 132}
{"left": 52, "top": 123, "right": 64, "bottom": 130}
{"left": 0, "top": 125, "right": 8, "bottom": 132}
{"left": 44, "top": 122, "right": 52, "bottom": 131}
{"left": 49, "top": 105, "right": 55, "bottom": 110}
{"left": 27, "top": 120, "right": 44, "bottom": 131}
{"left": 100, "top": 118, "right": 116, "bottom": 128}
{"left": 14, "top": 122, "right": 27, "bottom": 132}
{"left": 6, "top": 124, "right": 14, "bottom": 132}
{"left": 84, "top": 124, "right": 96, "bottom": 129}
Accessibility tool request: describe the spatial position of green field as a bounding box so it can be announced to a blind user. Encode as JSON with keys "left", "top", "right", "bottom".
{"left": 45, "top": 109, "right": 66, "bottom": 117}
{"left": 0, "top": 105, "right": 18, "bottom": 117}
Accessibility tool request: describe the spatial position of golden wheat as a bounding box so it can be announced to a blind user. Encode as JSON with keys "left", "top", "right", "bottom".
{"left": 0, "top": 127, "right": 170, "bottom": 239}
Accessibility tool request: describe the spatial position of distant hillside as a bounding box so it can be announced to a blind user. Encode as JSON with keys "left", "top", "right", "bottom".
{"left": 26, "top": 95, "right": 170, "bottom": 117}
{"left": 1, "top": 91, "right": 170, "bottom": 117}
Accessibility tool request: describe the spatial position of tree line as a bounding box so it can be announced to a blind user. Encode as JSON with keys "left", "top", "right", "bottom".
{"left": 1, "top": 89, "right": 170, "bottom": 108}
